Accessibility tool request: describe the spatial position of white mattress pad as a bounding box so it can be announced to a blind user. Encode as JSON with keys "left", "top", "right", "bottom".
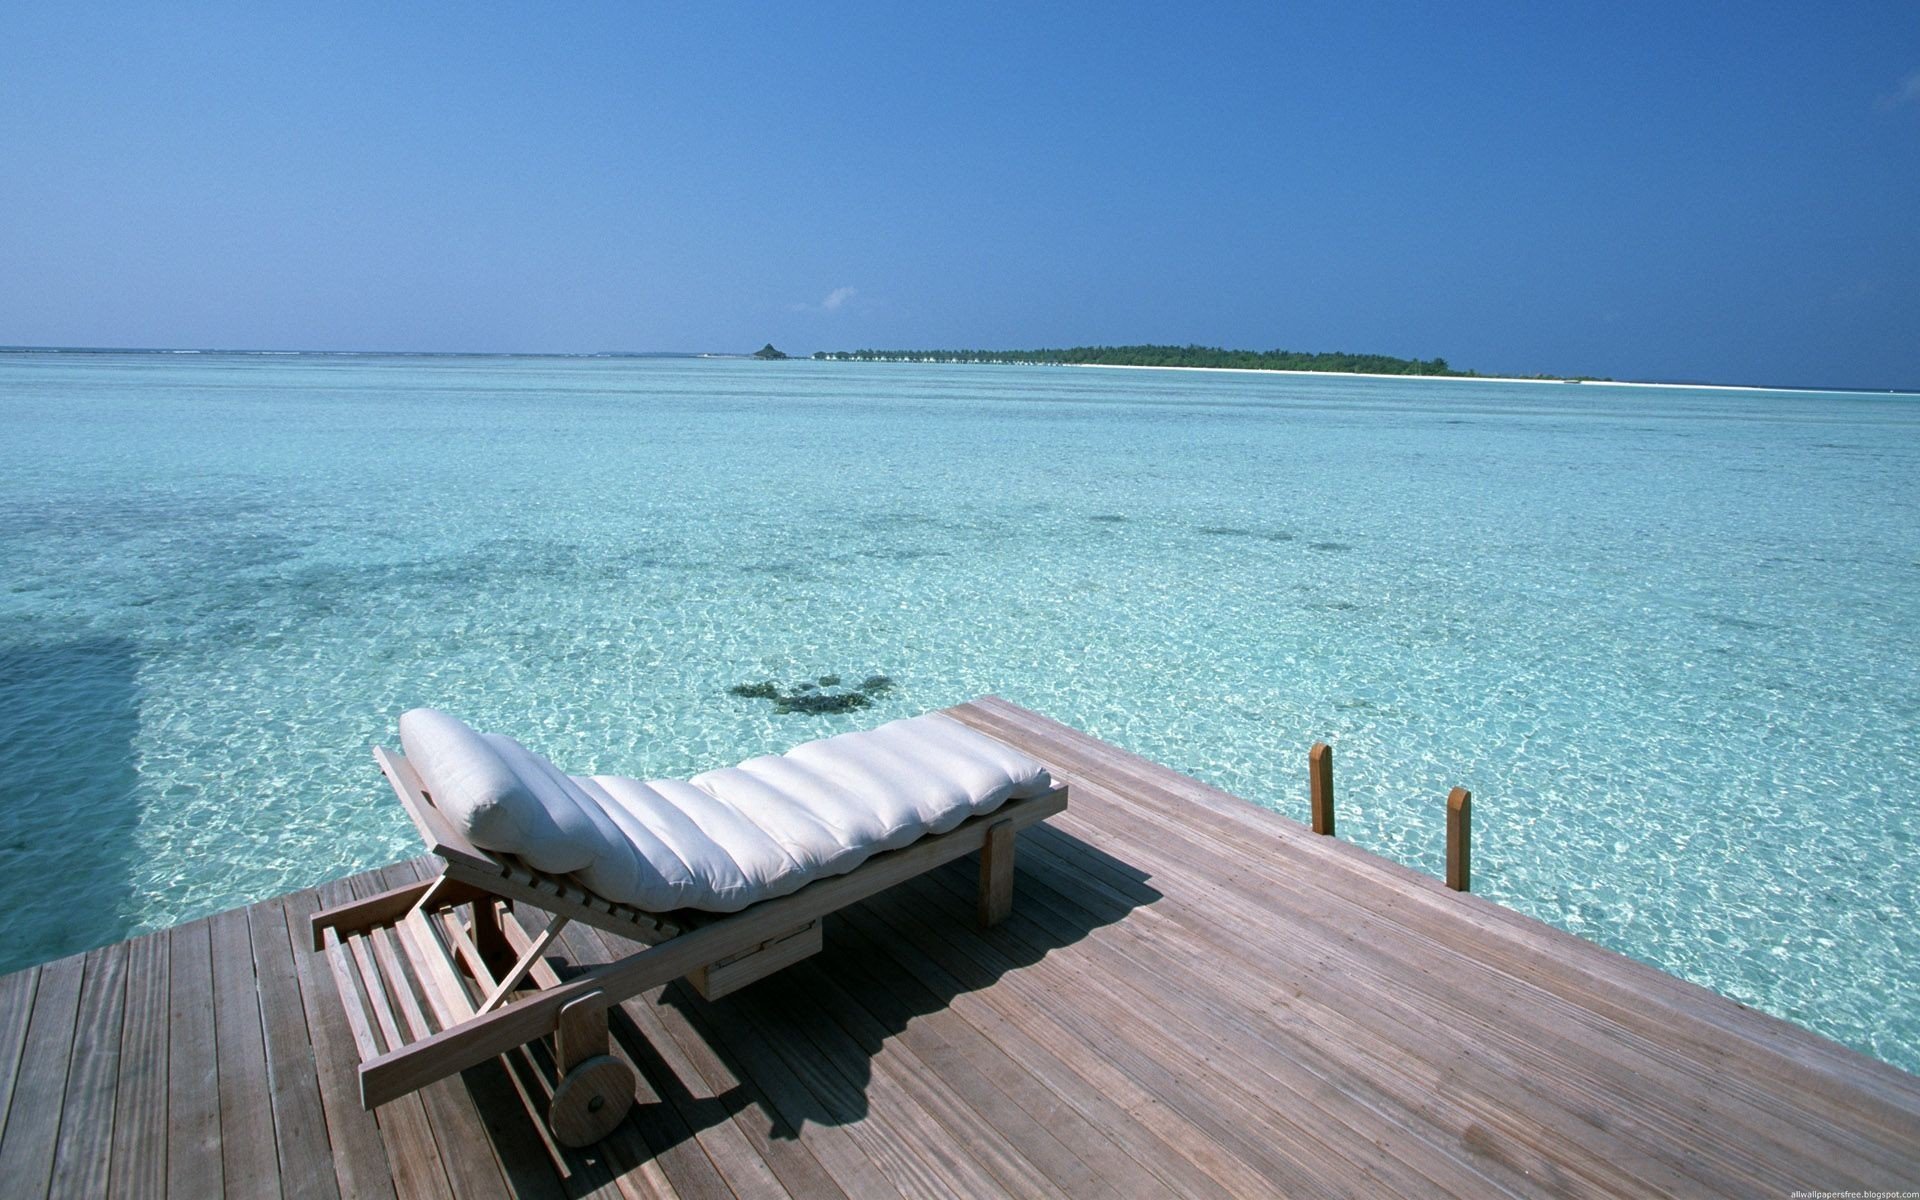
{"left": 398, "top": 708, "right": 1055, "bottom": 913}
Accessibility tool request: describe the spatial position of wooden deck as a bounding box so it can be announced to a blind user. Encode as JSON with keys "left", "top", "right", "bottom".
{"left": 3, "top": 696, "right": 1918, "bottom": 1198}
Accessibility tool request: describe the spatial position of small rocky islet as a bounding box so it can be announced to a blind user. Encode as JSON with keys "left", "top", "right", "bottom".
{"left": 729, "top": 673, "right": 896, "bottom": 714}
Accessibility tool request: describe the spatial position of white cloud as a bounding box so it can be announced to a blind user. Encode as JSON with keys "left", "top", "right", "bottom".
{"left": 1879, "top": 69, "right": 1920, "bottom": 111}
{"left": 790, "top": 286, "right": 859, "bottom": 314}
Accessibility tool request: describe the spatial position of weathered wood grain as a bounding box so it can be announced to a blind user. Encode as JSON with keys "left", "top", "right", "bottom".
{"left": 0, "top": 696, "right": 1915, "bottom": 1198}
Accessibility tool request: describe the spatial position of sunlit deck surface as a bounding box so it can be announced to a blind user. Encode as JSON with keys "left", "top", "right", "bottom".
{"left": 4, "top": 697, "right": 1918, "bottom": 1198}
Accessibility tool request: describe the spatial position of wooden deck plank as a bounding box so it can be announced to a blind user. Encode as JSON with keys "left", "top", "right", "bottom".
{"left": 0, "top": 951, "right": 84, "bottom": 1198}
{"left": 719, "top": 971, "right": 968, "bottom": 1199}
{"left": 758, "top": 961, "right": 1061, "bottom": 1200}
{"left": 833, "top": 895, "right": 1249, "bottom": 1200}
{"left": 1004, "top": 805, "right": 1750, "bottom": 1195}
{"left": 647, "top": 966, "right": 902, "bottom": 1198}
{"left": 628, "top": 981, "right": 849, "bottom": 1200}
{"left": 3, "top": 697, "right": 1919, "bottom": 1198}
{"left": 166, "top": 918, "right": 223, "bottom": 1199}
{"left": 0, "top": 966, "right": 40, "bottom": 1160}
{"left": 110, "top": 930, "right": 170, "bottom": 1200}
{"left": 210, "top": 903, "right": 283, "bottom": 1199}
{"left": 928, "top": 845, "right": 1655, "bottom": 1199}
{"left": 964, "top": 696, "right": 1920, "bottom": 1117}
{"left": 993, "top": 731, "right": 1897, "bottom": 1188}
{"left": 282, "top": 885, "right": 400, "bottom": 1200}
{"left": 249, "top": 896, "right": 344, "bottom": 1200}
{"left": 559, "top": 921, "right": 809, "bottom": 1200}
{"left": 882, "top": 870, "right": 1421, "bottom": 1198}
{"left": 49, "top": 940, "right": 131, "bottom": 1199}
{"left": 826, "top": 911, "right": 1174, "bottom": 1200}
{"left": 801, "top": 948, "right": 1114, "bottom": 1199}
{"left": 976, "top": 740, "right": 1794, "bottom": 1192}
{"left": 1068, "top": 830, "right": 1792, "bottom": 1191}
{"left": 1012, "top": 825, "right": 1683, "bottom": 1197}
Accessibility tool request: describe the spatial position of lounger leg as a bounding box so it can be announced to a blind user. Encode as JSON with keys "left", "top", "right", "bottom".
{"left": 477, "top": 913, "right": 569, "bottom": 1013}
{"left": 979, "top": 819, "right": 1016, "bottom": 927}
{"left": 470, "top": 898, "right": 512, "bottom": 976}
{"left": 549, "top": 991, "right": 634, "bottom": 1147}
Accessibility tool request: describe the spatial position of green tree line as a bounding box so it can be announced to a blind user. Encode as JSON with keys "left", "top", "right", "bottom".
{"left": 812, "top": 343, "right": 1471, "bottom": 376}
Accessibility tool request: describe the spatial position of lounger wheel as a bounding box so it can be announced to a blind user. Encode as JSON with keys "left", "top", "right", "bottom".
{"left": 548, "top": 1055, "right": 635, "bottom": 1147}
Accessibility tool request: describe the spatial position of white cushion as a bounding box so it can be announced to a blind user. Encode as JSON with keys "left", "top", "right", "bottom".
{"left": 397, "top": 708, "right": 604, "bottom": 875}
{"left": 398, "top": 709, "right": 1055, "bottom": 913}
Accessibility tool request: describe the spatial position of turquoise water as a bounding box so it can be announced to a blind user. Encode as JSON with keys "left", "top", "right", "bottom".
{"left": 2, "top": 351, "right": 1917, "bottom": 1068}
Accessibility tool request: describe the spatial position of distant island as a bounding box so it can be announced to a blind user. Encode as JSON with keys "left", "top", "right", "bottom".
{"left": 813, "top": 343, "right": 1478, "bottom": 376}
{"left": 753, "top": 343, "right": 790, "bottom": 360}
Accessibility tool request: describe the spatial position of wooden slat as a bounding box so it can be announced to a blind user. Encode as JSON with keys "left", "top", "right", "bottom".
{"left": 824, "top": 913, "right": 1165, "bottom": 1200}
{"left": 166, "top": 919, "right": 223, "bottom": 1199}
{"left": 210, "top": 904, "right": 281, "bottom": 1198}
{"left": 648, "top": 970, "right": 894, "bottom": 1198}
{"left": 913, "top": 850, "right": 1543, "bottom": 1196}
{"left": 371, "top": 924, "right": 438, "bottom": 1040}
{"left": 248, "top": 899, "right": 344, "bottom": 1200}
{"left": 360, "top": 861, "right": 515, "bottom": 1200}
{"left": 335, "top": 874, "right": 459, "bottom": 1200}
{"left": 1009, "top": 822, "right": 1688, "bottom": 1196}
{"left": 791, "top": 958, "right": 1092, "bottom": 1198}
{"left": 110, "top": 931, "right": 170, "bottom": 1200}
{"left": 0, "top": 964, "right": 38, "bottom": 1150}
{"left": 0, "top": 952, "right": 85, "bottom": 1196}
{"left": 322, "top": 930, "right": 385, "bottom": 1062}
{"left": 883, "top": 871, "right": 1342, "bottom": 1196}
{"left": 719, "top": 967, "right": 975, "bottom": 1198}
{"left": 282, "top": 886, "right": 399, "bottom": 1200}
{"left": 49, "top": 941, "right": 130, "bottom": 1199}
{"left": 834, "top": 896, "right": 1238, "bottom": 1200}
{"left": 347, "top": 934, "right": 406, "bottom": 1053}
{"left": 963, "top": 727, "right": 1759, "bottom": 1190}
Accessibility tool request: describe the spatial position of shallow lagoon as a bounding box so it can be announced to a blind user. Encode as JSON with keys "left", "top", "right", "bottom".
{"left": 2, "top": 352, "right": 1916, "bottom": 1069}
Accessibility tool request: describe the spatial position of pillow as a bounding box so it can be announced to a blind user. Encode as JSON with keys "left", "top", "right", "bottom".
{"left": 397, "top": 707, "right": 601, "bottom": 874}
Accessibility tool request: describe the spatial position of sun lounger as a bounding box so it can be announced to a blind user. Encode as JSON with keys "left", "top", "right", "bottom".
{"left": 309, "top": 703, "right": 1068, "bottom": 1145}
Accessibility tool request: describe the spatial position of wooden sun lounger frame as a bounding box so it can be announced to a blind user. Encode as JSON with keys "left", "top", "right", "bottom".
{"left": 309, "top": 743, "right": 1068, "bottom": 1145}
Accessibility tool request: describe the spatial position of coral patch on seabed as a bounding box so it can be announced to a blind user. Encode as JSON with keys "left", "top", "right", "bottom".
{"left": 729, "top": 673, "right": 896, "bottom": 714}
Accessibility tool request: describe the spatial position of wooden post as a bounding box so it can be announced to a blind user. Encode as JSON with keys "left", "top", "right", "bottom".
{"left": 1446, "top": 787, "right": 1472, "bottom": 892}
{"left": 471, "top": 898, "right": 511, "bottom": 976}
{"left": 1307, "top": 743, "right": 1334, "bottom": 836}
{"left": 979, "top": 819, "right": 1015, "bottom": 927}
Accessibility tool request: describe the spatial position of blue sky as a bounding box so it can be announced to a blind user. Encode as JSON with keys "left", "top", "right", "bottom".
{"left": 2, "top": 3, "right": 1917, "bottom": 387}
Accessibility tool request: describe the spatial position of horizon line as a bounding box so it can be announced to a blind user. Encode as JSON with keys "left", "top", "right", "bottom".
{"left": 2, "top": 343, "right": 1914, "bottom": 397}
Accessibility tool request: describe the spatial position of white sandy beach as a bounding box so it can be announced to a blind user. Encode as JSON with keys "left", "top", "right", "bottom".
{"left": 1062, "top": 361, "right": 1874, "bottom": 396}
